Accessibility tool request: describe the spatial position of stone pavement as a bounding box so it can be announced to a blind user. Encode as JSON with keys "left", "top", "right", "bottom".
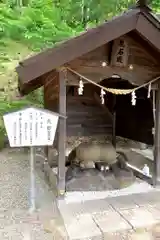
{"left": 58, "top": 191, "right": 160, "bottom": 239}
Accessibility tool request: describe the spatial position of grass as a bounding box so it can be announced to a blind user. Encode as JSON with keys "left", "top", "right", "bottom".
{"left": 0, "top": 38, "right": 37, "bottom": 147}
{"left": 0, "top": 39, "right": 33, "bottom": 90}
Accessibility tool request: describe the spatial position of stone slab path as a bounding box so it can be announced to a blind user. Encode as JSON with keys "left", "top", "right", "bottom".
{"left": 58, "top": 191, "right": 160, "bottom": 239}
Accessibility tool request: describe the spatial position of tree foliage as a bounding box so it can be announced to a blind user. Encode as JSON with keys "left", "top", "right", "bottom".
{"left": 0, "top": 0, "right": 159, "bottom": 50}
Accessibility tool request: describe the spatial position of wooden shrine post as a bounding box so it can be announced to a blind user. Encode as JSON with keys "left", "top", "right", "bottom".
{"left": 43, "top": 72, "right": 59, "bottom": 162}
{"left": 57, "top": 68, "right": 67, "bottom": 196}
{"left": 153, "top": 81, "right": 160, "bottom": 186}
{"left": 112, "top": 95, "right": 116, "bottom": 148}
{"left": 44, "top": 86, "right": 49, "bottom": 161}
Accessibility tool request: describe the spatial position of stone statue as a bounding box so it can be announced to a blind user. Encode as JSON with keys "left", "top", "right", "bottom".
{"left": 65, "top": 142, "right": 135, "bottom": 189}
{"left": 67, "top": 142, "right": 117, "bottom": 168}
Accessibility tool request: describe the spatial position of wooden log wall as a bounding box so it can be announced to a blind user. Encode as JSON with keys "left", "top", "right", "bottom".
{"left": 66, "top": 84, "right": 112, "bottom": 137}
{"left": 44, "top": 78, "right": 113, "bottom": 139}
{"left": 43, "top": 70, "right": 59, "bottom": 111}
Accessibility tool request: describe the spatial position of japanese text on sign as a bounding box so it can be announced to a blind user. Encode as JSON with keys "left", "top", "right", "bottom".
{"left": 3, "top": 107, "right": 59, "bottom": 147}
{"left": 111, "top": 38, "right": 128, "bottom": 67}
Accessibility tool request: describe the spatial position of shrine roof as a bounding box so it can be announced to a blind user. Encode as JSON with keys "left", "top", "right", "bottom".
{"left": 16, "top": 5, "right": 160, "bottom": 95}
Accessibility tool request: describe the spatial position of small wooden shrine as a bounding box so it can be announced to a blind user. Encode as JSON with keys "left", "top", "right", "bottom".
{"left": 16, "top": 1, "right": 160, "bottom": 196}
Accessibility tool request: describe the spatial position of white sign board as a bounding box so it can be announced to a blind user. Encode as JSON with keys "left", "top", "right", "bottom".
{"left": 3, "top": 107, "right": 59, "bottom": 147}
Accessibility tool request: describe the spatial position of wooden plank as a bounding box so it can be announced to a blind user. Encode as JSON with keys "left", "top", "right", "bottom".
{"left": 67, "top": 106, "right": 103, "bottom": 112}
{"left": 112, "top": 96, "right": 116, "bottom": 147}
{"left": 152, "top": 83, "right": 159, "bottom": 90}
{"left": 44, "top": 71, "right": 59, "bottom": 112}
{"left": 128, "top": 31, "right": 160, "bottom": 65}
{"left": 43, "top": 85, "right": 49, "bottom": 161}
{"left": 153, "top": 82, "right": 160, "bottom": 186}
{"left": 67, "top": 96, "right": 93, "bottom": 102}
{"left": 67, "top": 119, "right": 111, "bottom": 125}
{"left": 57, "top": 69, "right": 66, "bottom": 197}
{"left": 94, "top": 92, "right": 113, "bottom": 120}
{"left": 136, "top": 14, "right": 160, "bottom": 53}
{"left": 67, "top": 124, "right": 82, "bottom": 129}
{"left": 66, "top": 129, "right": 83, "bottom": 137}
{"left": 84, "top": 126, "right": 112, "bottom": 132}
{"left": 83, "top": 130, "right": 112, "bottom": 136}
{"left": 82, "top": 123, "right": 112, "bottom": 128}
{"left": 66, "top": 129, "right": 112, "bottom": 137}
{"left": 44, "top": 71, "right": 59, "bottom": 101}
{"left": 67, "top": 110, "right": 107, "bottom": 116}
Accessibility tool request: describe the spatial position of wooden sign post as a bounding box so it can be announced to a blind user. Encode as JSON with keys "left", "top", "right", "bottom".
{"left": 3, "top": 107, "right": 60, "bottom": 212}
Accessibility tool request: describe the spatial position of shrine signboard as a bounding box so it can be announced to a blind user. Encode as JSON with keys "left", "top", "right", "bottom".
{"left": 3, "top": 106, "right": 60, "bottom": 213}
{"left": 3, "top": 107, "right": 59, "bottom": 147}
{"left": 111, "top": 38, "right": 129, "bottom": 67}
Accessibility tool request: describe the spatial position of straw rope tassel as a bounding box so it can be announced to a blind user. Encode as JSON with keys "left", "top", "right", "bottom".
{"left": 65, "top": 67, "right": 160, "bottom": 96}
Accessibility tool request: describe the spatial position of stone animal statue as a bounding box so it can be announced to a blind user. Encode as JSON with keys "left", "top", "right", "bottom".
{"left": 65, "top": 164, "right": 108, "bottom": 183}
{"left": 65, "top": 163, "right": 135, "bottom": 190}
{"left": 66, "top": 142, "right": 117, "bottom": 168}
{"left": 65, "top": 143, "right": 136, "bottom": 189}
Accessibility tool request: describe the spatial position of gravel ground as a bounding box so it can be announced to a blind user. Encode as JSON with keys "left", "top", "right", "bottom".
{"left": 0, "top": 148, "right": 67, "bottom": 240}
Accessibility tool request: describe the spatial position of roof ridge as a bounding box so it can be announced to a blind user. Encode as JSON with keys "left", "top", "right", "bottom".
{"left": 136, "top": 0, "right": 149, "bottom": 8}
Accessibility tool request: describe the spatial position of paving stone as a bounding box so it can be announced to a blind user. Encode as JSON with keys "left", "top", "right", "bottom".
{"left": 43, "top": 218, "right": 68, "bottom": 239}
{"left": 151, "top": 224, "right": 160, "bottom": 239}
{"left": 107, "top": 195, "right": 139, "bottom": 210}
{"left": 59, "top": 199, "right": 113, "bottom": 219}
{"left": 133, "top": 192, "right": 160, "bottom": 207}
{"left": 93, "top": 210, "right": 131, "bottom": 234}
{"left": 119, "top": 207, "right": 158, "bottom": 229}
{"left": 145, "top": 206, "right": 160, "bottom": 222}
{"left": 74, "top": 236, "right": 103, "bottom": 240}
{"left": 104, "top": 229, "right": 154, "bottom": 240}
{"left": 130, "top": 231, "right": 154, "bottom": 240}
{"left": 104, "top": 230, "right": 134, "bottom": 240}
{"left": 59, "top": 202, "right": 89, "bottom": 219}
{"left": 80, "top": 199, "right": 113, "bottom": 214}
{"left": 63, "top": 214, "right": 102, "bottom": 240}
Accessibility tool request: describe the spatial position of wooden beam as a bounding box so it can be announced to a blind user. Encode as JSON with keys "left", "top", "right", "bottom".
{"left": 43, "top": 85, "right": 49, "bottom": 162}
{"left": 153, "top": 81, "right": 160, "bottom": 186}
{"left": 136, "top": 14, "right": 160, "bottom": 53}
{"left": 57, "top": 69, "right": 67, "bottom": 196}
{"left": 112, "top": 96, "right": 116, "bottom": 148}
{"left": 43, "top": 74, "right": 59, "bottom": 161}
{"left": 128, "top": 31, "right": 160, "bottom": 65}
